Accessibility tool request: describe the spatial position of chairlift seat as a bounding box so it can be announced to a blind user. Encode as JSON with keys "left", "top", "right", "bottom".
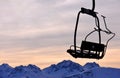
{"left": 67, "top": 41, "right": 106, "bottom": 59}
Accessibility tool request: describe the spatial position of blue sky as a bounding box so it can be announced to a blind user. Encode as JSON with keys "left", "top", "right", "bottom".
{"left": 0, "top": 0, "right": 120, "bottom": 69}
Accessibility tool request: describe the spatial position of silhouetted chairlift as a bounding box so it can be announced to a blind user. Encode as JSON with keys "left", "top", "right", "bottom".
{"left": 67, "top": 0, "right": 115, "bottom": 59}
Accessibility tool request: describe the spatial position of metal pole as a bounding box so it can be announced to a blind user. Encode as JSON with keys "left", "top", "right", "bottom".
{"left": 74, "top": 11, "right": 81, "bottom": 53}
{"left": 92, "top": 0, "right": 95, "bottom": 11}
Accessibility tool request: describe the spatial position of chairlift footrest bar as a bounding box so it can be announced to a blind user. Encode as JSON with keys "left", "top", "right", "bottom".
{"left": 67, "top": 49, "right": 103, "bottom": 59}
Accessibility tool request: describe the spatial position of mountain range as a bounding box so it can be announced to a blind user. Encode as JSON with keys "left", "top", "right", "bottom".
{"left": 0, "top": 60, "right": 120, "bottom": 78}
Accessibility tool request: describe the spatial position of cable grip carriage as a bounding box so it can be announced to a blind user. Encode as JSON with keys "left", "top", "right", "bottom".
{"left": 67, "top": 0, "right": 115, "bottom": 59}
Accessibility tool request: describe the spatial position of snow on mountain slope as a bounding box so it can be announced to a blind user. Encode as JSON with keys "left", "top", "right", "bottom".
{"left": 66, "top": 67, "right": 120, "bottom": 78}
{"left": 8, "top": 64, "right": 47, "bottom": 78}
{"left": 43, "top": 60, "right": 84, "bottom": 78}
{"left": 92, "top": 67, "right": 120, "bottom": 78}
{"left": 83, "top": 62, "right": 100, "bottom": 70}
{"left": 43, "top": 60, "right": 83, "bottom": 73}
{"left": 0, "top": 63, "right": 13, "bottom": 78}
{"left": 0, "top": 60, "right": 120, "bottom": 78}
{"left": 65, "top": 62, "right": 120, "bottom": 78}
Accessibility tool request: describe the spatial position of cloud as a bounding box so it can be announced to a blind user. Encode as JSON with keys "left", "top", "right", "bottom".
{"left": 0, "top": 0, "right": 119, "bottom": 49}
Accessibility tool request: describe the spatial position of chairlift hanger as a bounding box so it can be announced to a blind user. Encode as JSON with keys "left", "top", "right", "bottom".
{"left": 67, "top": 0, "right": 115, "bottom": 59}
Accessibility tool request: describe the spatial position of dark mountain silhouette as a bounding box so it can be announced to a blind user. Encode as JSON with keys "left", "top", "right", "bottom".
{"left": 0, "top": 60, "right": 120, "bottom": 78}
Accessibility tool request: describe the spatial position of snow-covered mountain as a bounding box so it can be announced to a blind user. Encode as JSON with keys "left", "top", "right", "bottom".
{"left": 0, "top": 60, "right": 120, "bottom": 78}
{"left": 43, "top": 60, "right": 84, "bottom": 78}
{"left": 83, "top": 62, "right": 100, "bottom": 71}
{"left": 0, "top": 63, "right": 13, "bottom": 78}
{"left": 8, "top": 64, "right": 46, "bottom": 78}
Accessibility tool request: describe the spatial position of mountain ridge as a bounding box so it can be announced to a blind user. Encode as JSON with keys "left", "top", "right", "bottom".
{"left": 0, "top": 60, "right": 120, "bottom": 78}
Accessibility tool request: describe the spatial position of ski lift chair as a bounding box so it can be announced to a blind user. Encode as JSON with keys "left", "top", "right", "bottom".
{"left": 67, "top": 0, "right": 115, "bottom": 59}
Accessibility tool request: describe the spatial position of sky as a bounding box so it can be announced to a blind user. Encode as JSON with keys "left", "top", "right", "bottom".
{"left": 0, "top": 0, "right": 120, "bottom": 69}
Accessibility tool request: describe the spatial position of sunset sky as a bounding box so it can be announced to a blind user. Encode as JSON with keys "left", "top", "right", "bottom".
{"left": 0, "top": 0, "right": 120, "bottom": 69}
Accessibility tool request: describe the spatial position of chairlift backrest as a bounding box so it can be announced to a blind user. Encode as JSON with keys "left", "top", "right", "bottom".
{"left": 80, "top": 41, "right": 105, "bottom": 52}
